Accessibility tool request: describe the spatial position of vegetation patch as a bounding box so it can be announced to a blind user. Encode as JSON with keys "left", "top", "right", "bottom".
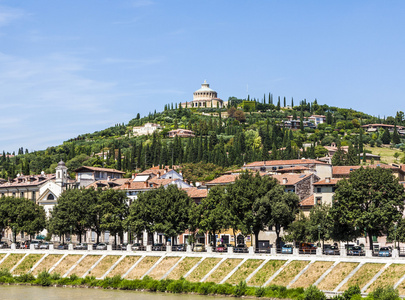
{"left": 148, "top": 256, "right": 180, "bottom": 280}
{"left": 317, "top": 262, "right": 358, "bottom": 291}
{"left": 32, "top": 254, "right": 63, "bottom": 275}
{"left": 339, "top": 263, "right": 384, "bottom": 291}
{"left": 126, "top": 256, "right": 160, "bottom": 280}
{"left": 90, "top": 255, "right": 120, "bottom": 279}
{"left": 368, "top": 264, "right": 405, "bottom": 293}
{"left": 12, "top": 254, "right": 44, "bottom": 275}
{"left": 51, "top": 255, "right": 81, "bottom": 275}
{"left": 66, "top": 255, "right": 101, "bottom": 278}
{"left": 248, "top": 260, "right": 286, "bottom": 287}
{"left": 187, "top": 258, "right": 222, "bottom": 282}
{"left": 364, "top": 146, "right": 401, "bottom": 165}
{"left": 0, "top": 254, "right": 5, "bottom": 261}
{"left": 227, "top": 259, "right": 262, "bottom": 285}
{"left": 271, "top": 260, "right": 310, "bottom": 287}
{"left": 205, "top": 258, "right": 242, "bottom": 283}
{"left": 290, "top": 261, "right": 334, "bottom": 288}
{"left": 166, "top": 257, "right": 201, "bottom": 280}
{"left": 0, "top": 253, "right": 25, "bottom": 271}
{"left": 108, "top": 256, "right": 140, "bottom": 278}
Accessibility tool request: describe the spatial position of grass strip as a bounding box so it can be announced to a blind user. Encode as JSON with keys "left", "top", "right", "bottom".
{"left": 167, "top": 257, "right": 201, "bottom": 280}
{"left": 108, "top": 256, "right": 140, "bottom": 278}
{"left": 368, "top": 264, "right": 405, "bottom": 293}
{"left": 227, "top": 259, "right": 262, "bottom": 285}
{"left": 51, "top": 255, "right": 81, "bottom": 275}
{"left": 271, "top": 260, "right": 310, "bottom": 287}
{"left": 291, "top": 261, "right": 334, "bottom": 288}
{"left": 339, "top": 263, "right": 385, "bottom": 291}
{"left": 90, "top": 255, "right": 120, "bottom": 279}
{"left": 12, "top": 254, "right": 44, "bottom": 275}
{"left": 0, "top": 254, "right": 25, "bottom": 271}
{"left": 206, "top": 258, "right": 242, "bottom": 283}
{"left": 148, "top": 256, "right": 180, "bottom": 280}
{"left": 317, "top": 262, "right": 359, "bottom": 291}
{"left": 32, "top": 254, "right": 62, "bottom": 276}
{"left": 187, "top": 258, "right": 221, "bottom": 282}
{"left": 248, "top": 260, "right": 286, "bottom": 287}
{"left": 126, "top": 256, "right": 160, "bottom": 280}
{"left": 68, "top": 255, "right": 102, "bottom": 278}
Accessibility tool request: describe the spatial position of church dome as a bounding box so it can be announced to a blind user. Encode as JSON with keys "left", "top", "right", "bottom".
{"left": 194, "top": 80, "right": 215, "bottom": 93}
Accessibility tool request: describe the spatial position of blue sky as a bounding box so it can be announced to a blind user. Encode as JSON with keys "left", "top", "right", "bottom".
{"left": 0, "top": 1, "right": 404, "bottom": 153}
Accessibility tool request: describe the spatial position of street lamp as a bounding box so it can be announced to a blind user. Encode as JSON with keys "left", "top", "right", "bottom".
{"left": 12, "top": 226, "right": 16, "bottom": 243}
{"left": 69, "top": 225, "right": 73, "bottom": 244}
{"left": 318, "top": 225, "right": 321, "bottom": 248}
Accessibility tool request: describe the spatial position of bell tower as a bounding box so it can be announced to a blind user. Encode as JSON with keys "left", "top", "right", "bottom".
{"left": 55, "top": 160, "right": 68, "bottom": 186}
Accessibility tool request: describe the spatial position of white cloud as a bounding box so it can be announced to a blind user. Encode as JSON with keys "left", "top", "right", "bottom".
{"left": 0, "top": 6, "right": 25, "bottom": 27}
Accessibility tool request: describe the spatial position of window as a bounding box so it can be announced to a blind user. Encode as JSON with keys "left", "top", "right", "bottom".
{"left": 332, "top": 187, "right": 337, "bottom": 192}
{"left": 316, "top": 197, "right": 322, "bottom": 205}
{"left": 20, "top": 192, "right": 24, "bottom": 198}
{"left": 47, "top": 194, "right": 55, "bottom": 200}
{"left": 316, "top": 187, "right": 322, "bottom": 193}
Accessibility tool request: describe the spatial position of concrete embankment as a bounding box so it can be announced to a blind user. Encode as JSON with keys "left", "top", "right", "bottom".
{"left": 1, "top": 249, "right": 405, "bottom": 296}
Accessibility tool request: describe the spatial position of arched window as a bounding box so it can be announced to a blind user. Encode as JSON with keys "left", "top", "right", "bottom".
{"left": 47, "top": 194, "right": 55, "bottom": 200}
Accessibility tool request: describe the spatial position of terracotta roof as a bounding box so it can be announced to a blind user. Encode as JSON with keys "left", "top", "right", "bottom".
{"left": 333, "top": 164, "right": 398, "bottom": 176}
{"left": 74, "top": 166, "right": 125, "bottom": 174}
{"left": 0, "top": 174, "right": 55, "bottom": 188}
{"left": 313, "top": 178, "right": 341, "bottom": 185}
{"left": 148, "top": 177, "right": 177, "bottom": 186}
{"left": 116, "top": 181, "right": 151, "bottom": 190}
{"left": 362, "top": 124, "right": 404, "bottom": 129}
{"left": 300, "top": 195, "right": 314, "bottom": 206}
{"left": 244, "top": 159, "right": 327, "bottom": 167}
{"left": 275, "top": 166, "right": 309, "bottom": 172}
{"left": 269, "top": 174, "right": 312, "bottom": 185}
{"left": 401, "top": 165, "right": 405, "bottom": 172}
{"left": 184, "top": 187, "right": 208, "bottom": 198}
{"left": 86, "top": 178, "right": 128, "bottom": 189}
{"left": 206, "top": 174, "right": 240, "bottom": 185}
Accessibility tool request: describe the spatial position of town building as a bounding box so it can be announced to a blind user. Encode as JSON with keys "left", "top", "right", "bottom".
{"left": 133, "top": 122, "right": 163, "bottom": 136}
{"left": 74, "top": 166, "right": 125, "bottom": 187}
{"left": 332, "top": 164, "right": 405, "bottom": 181}
{"left": 361, "top": 124, "right": 405, "bottom": 135}
{"left": 167, "top": 129, "right": 195, "bottom": 138}
{"left": 181, "top": 80, "right": 224, "bottom": 108}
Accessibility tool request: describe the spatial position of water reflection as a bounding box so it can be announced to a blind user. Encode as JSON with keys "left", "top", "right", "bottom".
{"left": 0, "top": 285, "right": 228, "bottom": 300}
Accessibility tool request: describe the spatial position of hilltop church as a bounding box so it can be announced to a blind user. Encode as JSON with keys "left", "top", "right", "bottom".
{"left": 181, "top": 80, "right": 224, "bottom": 108}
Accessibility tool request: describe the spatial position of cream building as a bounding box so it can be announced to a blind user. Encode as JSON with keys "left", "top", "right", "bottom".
{"left": 181, "top": 80, "right": 224, "bottom": 108}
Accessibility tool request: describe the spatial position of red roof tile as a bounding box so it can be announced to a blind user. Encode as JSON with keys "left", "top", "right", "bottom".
{"left": 313, "top": 178, "right": 341, "bottom": 185}
{"left": 300, "top": 195, "right": 314, "bottom": 206}
{"left": 333, "top": 164, "right": 398, "bottom": 176}
{"left": 184, "top": 187, "right": 208, "bottom": 198}
{"left": 75, "top": 166, "right": 125, "bottom": 174}
{"left": 244, "top": 159, "right": 327, "bottom": 167}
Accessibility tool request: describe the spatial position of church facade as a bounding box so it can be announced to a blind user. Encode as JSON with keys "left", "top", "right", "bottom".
{"left": 181, "top": 80, "right": 224, "bottom": 108}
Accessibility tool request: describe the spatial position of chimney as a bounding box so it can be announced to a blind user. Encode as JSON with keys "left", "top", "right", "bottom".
{"left": 282, "top": 178, "right": 288, "bottom": 184}
{"left": 145, "top": 181, "right": 149, "bottom": 188}
{"left": 325, "top": 177, "right": 331, "bottom": 183}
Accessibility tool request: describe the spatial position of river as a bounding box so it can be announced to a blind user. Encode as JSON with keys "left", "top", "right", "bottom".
{"left": 0, "top": 285, "right": 230, "bottom": 300}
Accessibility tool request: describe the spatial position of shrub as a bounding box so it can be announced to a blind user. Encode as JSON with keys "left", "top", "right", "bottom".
{"left": 36, "top": 270, "right": 51, "bottom": 286}
{"left": 50, "top": 273, "right": 61, "bottom": 281}
{"left": 370, "top": 286, "right": 400, "bottom": 300}
{"left": 303, "top": 285, "right": 326, "bottom": 300}
{"left": 0, "top": 269, "right": 12, "bottom": 278}
{"left": 234, "top": 281, "right": 247, "bottom": 297}
{"left": 342, "top": 285, "right": 361, "bottom": 300}
{"left": 16, "top": 273, "right": 35, "bottom": 283}
{"left": 255, "top": 287, "right": 265, "bottom": 297}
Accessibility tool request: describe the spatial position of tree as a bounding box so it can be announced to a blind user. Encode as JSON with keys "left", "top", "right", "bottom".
{"left": 330, "top": 167, "right": 405, "bottom": 250}
{"left": 308, "top": 204, "right": 332, "bottom": 247}
{"left": 99, "top": 189, "right": 129, "bottom": 245}
{"left": 381, "top": 128, "right": 391, "bottom": 144}
{"left": 224, "top": 171, "right": 275, "bottom": 247}
{"left": 126, "top": 185, "right": 193, "bottom": 245}
{"left": 331, "top": 144, "right": 346, "bottom": 166}
{"left": 253, "top": 183, "right": 300, "bottom": 248}
{"left": 197, "top": 186, "right": 229, "bottom": 248}
{"left": 393, "top": 125, "right": 401, "bottom": 144}
{"left": 285, "top": 212, "right": 310, "bottom": 243}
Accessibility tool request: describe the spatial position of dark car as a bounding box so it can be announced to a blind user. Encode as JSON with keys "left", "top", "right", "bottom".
{"left": 234, "top": 244, "right": 248, "bottom": 253}
{"left": 57, "top": 244, "right": 68, "bottom": 250}
{"left": 324, "top": 245, "right": 340, "bottom": 255}
{"left": 172, "top": 244, "right": 186, "bottom": 251}
{"left": 131, "top": 243, "right": 144, "bottom": 251}
{"left": 0, "top": 241, "right": 9, "bottom": 249}
{"left": 152, "top": 243, "right": 164, "bottom": 251}
{"left": 299, "top": 243, "right": 317, "bottom": 254}
{"left": 216, "top": 244, "right": 227, "bottom": 252}
{"left": 348, "top": 246, "right": 365, "bottom": 256}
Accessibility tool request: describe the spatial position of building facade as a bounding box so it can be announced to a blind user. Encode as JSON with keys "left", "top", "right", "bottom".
{"left": 181, "top": 80, "right": 224, "bottom": 108}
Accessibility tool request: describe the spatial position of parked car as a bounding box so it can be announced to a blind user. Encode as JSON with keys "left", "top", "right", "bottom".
{"left": 234, "top": 244, "right": 248, "bottom": 253}
{"left": 30, "top": 240, "right": 42, "bottom": 249}
{"left": 378, "top": 247, "right": 392, "bottom": 257}
{"left": 57, "top": 244, "right": 68, "bottom": 250}
{"left": 39, "top": 242, "right": 51, "bottom": 249}
{"left": 172, "top": 244, "right": 186, "bottom": 251}
{"left": 299, "top": 243, "right": 316, "bottom": 254}
{"left": 347, "top": 246, "right": 365, "bottom": 256}
{"left": 216, "top": 244, "right": 227, "bottom": 252}
{"left": 282, "top": 244, "right": 294, "bottom": 254}
{"left": 324, "top": 245, "right": 340, "bottom": 255}
{"left": 152, "top": 243, "right": 164, "bottom": 251}
{"left": 131, "top": 243, "right": 144, "bottom": 251}
{"left": 96, "top": 243, "right": 108, "bottom": 250}
{"left": 74, "top": 243, "right": 88, "bottom": 250}
{"left": 193, "top": 243, "right": 205, "bottom": 252}
{"left": 0, "top": 241, "right": 8, "bottom": 249}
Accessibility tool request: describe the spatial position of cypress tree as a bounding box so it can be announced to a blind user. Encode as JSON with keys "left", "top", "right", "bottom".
{"left": 291, "top": 97, "right": 294, "bottom": 108}
{"left": 393, "top": 125, "right": 400, "bottom": 144}
{"left": 283, "top": 97, "right": 286, "bottom": 108}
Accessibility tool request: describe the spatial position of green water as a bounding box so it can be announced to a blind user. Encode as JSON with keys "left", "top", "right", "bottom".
{"left": 0, "top": 285, "right": 229, "bottom": 300}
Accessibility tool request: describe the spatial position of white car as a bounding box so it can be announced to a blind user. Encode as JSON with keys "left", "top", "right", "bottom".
{"left": 96, "top": 243, "right": 107, "bottom": 250}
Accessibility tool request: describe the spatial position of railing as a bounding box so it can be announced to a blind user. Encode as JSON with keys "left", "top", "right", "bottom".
{"left": 255, "top": 248, "right": 271, "bottom": 254}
